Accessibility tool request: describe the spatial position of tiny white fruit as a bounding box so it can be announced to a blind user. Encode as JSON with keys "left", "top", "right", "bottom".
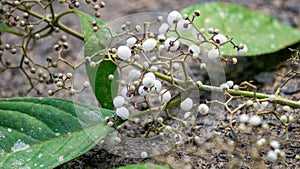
{"left": 116, "top": 106, "right": 129, "bottom": 120}
{"left": 113, "top": 96, "right": 125, "bottom": 108}
{"left": 142, "top": 38, "right": 157, "bottom": 51}
{"left": 138, "top": 85, "right": 150, "bottom": 96}
{"left": 270, "top": 140, "right": 280, "bottom": 149}
{"left": 159, "top": 89, "right": 171, "bottom": 104}
{"left": 167, "top": 10, "right": 182, "bottom": 25}
{"left": 239, "top": 114, "right": 249, "bottom": 123}
{"left": 237, "top": 44, "right": 248, "bottom": 55}
{"left": 126, "top": 37, "right": 137, "bottom": 47}
{"left": 188, "top": 44, "right": 200, "bottom": 54}
{"left": 165, "top": 37, "right": 180, "bottom": 51}
{"left": 180, "top": 97, "right": 193, "bottom": 111}
{"left": 117, "top": 46, "right": 131, "bottom": 60}
{"left": 198, "top": 104, "right": 209, "bottom": 115}
{"left": 249, "top": 115, "right": 262, "bottom": 126}
{"left": 213, "top": 33, "right": 227, "bottom": 44}
{"left": 159, "top": 23, "right": 169, "bottom": 34}
{"left": 177, "top": 19, "right": 191, "bottom": 32}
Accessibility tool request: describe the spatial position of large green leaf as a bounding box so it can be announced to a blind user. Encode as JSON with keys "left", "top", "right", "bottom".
{"left": 75, "top": 10, "right": 118, "bottom": 110}
{"left": 117, "top": 163, "right": 170, "bottom": 169}
{"left": 180, "top": 2, "right": 300, "bottom": 56}
{"left": 0, "top": 97, "right": 118, "bottom": 168}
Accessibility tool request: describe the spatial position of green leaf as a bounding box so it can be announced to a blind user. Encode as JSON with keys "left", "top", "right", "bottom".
{"left": 74, "top": 10, "right": 119, "bottom": 110}
{"left": 95, "top": 60, "right": 119, "bottom": 110}
{"left": 0, "top": 22, "right": 24, "bottom": 36}
{"left": 116, "top": 163, "right": 170, "bottom": 169}
{"left": 0, "top": 97, "right": 118, "bottom": 168}
{"left": 180, "top": 2, "right": 300, "bottom": 56}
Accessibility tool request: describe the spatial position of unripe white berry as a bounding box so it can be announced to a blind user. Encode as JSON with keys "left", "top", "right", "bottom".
{"left": 249, "top": 115, "right": 262, "bottom": 126}
{"left": 184, "top": 112, "right": 192, "bottom": 119}
{"left": 167, "top": 10, "right": 182, "bottom": 25}
{"left": 220, "top": 83, "right": 229, "bottom": 91}
{"left": 177, "top": 19, "right": 191, "bottom": 32}
{"left": 159, "top": 89, "right": 171, "bottom": 104}
{"left": 239, "top": 114, "right": 249, "bottom": 123}
{"left": 113, "top": 96, "right": 125, "bottom": 108}
{"left": 150, "top": 66, "right": 158, "bottom": 72}
{"left": 270, "top": 140, "right": 280, "bottom": 149}
{"left": 213, "top": 33, "right": 227, "bottom": 44}
{"left": 226, "top": 80, "right": 234, "bottom": 88}
{"left": 142, "top": 61, "right": 149, "bottom": 69}
{"left": 56, "top": 81, "right": 63, "bottom": 88}
{"left": 267, "top": 150, "right": 278, "bottom": 162}
{"left": 233, "top": 85, "right": 239, "bottom": 90}
{"left": 180, "top": 97, "right": 193, "bottom": 111}
{"left": 237, "top": 43, "right": 248, "bottom": 55}
{"left": 208, "top": 48, "right": 219, "bottom": 59}
{"left": 107, "top": 121, "right": 114, "bottom": 127}
{"left": 66, "top": 72, "right": 73, "bottom": 78}
{"left": 280, "top": 115, "right": 288, "bottom": 123}
{"left": 194, "top": 136, "right": 200, "bottom": 144}
{"left": 159, "top": 23, "right": 169, "bottom": 34}
{"left": 140, "top": 151, "right": 148, "bottom": 158}
{"left": 165, "top": 37, "right": 180, "bottom": 51}
{"left": 157, "top": 34, "right": 166, "bottom": 41}
{"left": 116, "top": 106, "right": 129, "bottom": 120}
{"left": 90, "top": 61, "right": 97, "bottom": 68}
{"left": 142, "top": 38, "right": 157, "bottom": 51}
{"left": 261, "top": 122, "right": 269, "bottom": 130}
{"left": 70, "top": 88, "right": 76, "bottom": 95}
{"left": 289, "top": 115, "right": 294, "bottom": 122}
{"left": 246, "top": 100, "right": 253, "bottom": 106}
{"left": 117, "top": 46, "right": 131, "bottom": 60}
{"left": 144, "top": 72, "right": 156, "bottom": 79}
{"left": 138, "top": 85, "right": 150, "bottom": 96}
{"left": 200, "top": 63, "right": 206, "bottom": 70}
{"left": 126, "top": 37, "right": 137, "bottom": 47}
{"left": 295, "top": 155, "right": 300, "bottom": 160}
{"left": 232, "top": 57, "right": 238, "bottom": 64}
{"left": 256, "top": 138, "right": 266, "bottom": 146}
{"left": 108, "top": 74, "right": 114, "bottom": 80}
{"left": 83, "top": 81, "right": 90, "bottom": 88}
{"left": 134, "top": 54, "right": 141, "bottom": 60}
{"left": 198, "top": 104, "right": 209, "bottom": 115}
{"left": 188, "top": 44, "right": 200, "bottom": 55}
{"left": 142, "top": 77, "right": 155, "bottom": 88}
{"left": 157, "top": 117, "right": 163, "bottom": 123}
{"left": 282, "top": 106, "right": 291, "bottom": 112}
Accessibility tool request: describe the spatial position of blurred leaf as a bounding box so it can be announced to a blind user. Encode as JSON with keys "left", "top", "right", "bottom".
{"left": 75, "top": 10, "right": 118, "bottom": 109}
{"left": 0, "top": 97, "right": 119, "bottom": 168}
{"left": 116, "top": 163, "right": 170, "bottom": 169}
{"left": 0, "top": 22, "right": 24, "bottom": 36}
{"left": 180, "top": 2, "right": 300, "bottom": 56}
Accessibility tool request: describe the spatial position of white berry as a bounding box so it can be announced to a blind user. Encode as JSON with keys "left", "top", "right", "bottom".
{"left": 116, "top": 106, "right": 129, "bottom": 120}
{"left": 159, "top": 23, "right": 169, "bottom": 34}
{"left": 159, "top": 89, "right": 171, "bottom": 104}
{"left": 270, "top": 140, "right": 280, "bottom": 149}
{"left": 167, "top": 10, "right": 182, "bottom": 25}
{"left": 180, "top": 97, "right": 193, "bottom": 111}
{"left": 249, "top": 115, "right": 262, "bottom": 126}
{"left": 128, "top": 69, "right": 141, "bottom": 80}
{"left": 117, "top": 46, "right": 131, "bottom": 60}
{"left": 213, "top": 33, "right": 227, "bottom": 44}
{"left": 177, "top": 19, "right": 191, "bottom": 32}
{"left": 113, "top": 96, "right": 125, "bottom": 108}
{"left": 267, "top": 150, "right": 278, "bottom": 162}
{"left": 165, "top": 37, "right": 180, "bottom": 51}
{"left": 140, "top": 151, "right": 148, "bottom": 158}
{"left": 138, "top": 85, "right": 150, "bottom": 96}
{"left": 188, "top": 44, "right": 200, "bottom": 55}
{"left": 239, "top": 114, "right": 249, "bottom": 123}
{"left": 237, "top": 44, "right": 248, "bottom": 55}
{"left": 142, "top": 38, "right": 157, "bottom": 51}
{"left": 126, "top": 37, "right": 137, "bottom": 47}
{"left": 198, "top": 104, "right": 209, "bottom": 115}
